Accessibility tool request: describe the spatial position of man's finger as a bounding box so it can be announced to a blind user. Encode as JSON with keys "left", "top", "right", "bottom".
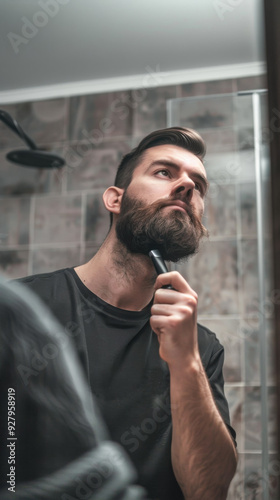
{"left": 155, "top": 271, "right": 196, "bottom": 296}
{"left": 151, "top": 303, "right": 174, "bottom": 316}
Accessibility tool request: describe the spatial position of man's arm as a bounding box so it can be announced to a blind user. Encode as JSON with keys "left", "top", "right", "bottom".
{"left": 150, "top": 271, "right": 237, "bottom": 500}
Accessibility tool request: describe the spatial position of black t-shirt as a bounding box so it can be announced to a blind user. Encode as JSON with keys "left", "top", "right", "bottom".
{"left": 17, "top": 267, "right": 236, "bottom": 500}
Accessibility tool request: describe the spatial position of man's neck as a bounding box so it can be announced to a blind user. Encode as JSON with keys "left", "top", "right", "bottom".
{"left": 74, "top": 232, "right": 158, "bottom": 311}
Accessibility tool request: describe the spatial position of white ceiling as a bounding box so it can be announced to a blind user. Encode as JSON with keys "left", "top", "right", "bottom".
{"left": 0, "top": 0, "right": 265, "bottom": 103}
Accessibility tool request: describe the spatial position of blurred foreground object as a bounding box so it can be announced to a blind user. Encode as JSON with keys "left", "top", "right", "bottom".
{"left": 0, "top": 278, "right": 147, "bottom": 500}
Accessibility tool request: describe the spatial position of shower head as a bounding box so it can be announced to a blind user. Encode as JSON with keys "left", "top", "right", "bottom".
{"left": 6, "top": 149, "right": 65, "bottom": 169}
{"left": 0, "top": 109, "right": 65, "bottom": 169}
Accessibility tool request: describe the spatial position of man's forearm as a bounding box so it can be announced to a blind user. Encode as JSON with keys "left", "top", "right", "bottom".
{"left": 170, "top": 358, "right": 237, "bottom": 500}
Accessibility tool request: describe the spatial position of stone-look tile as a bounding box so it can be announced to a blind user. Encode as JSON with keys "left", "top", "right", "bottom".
{"left": 31, "top": 246, "right": 81, "bottom": 275}
{"left": 201, "top": 127, "right": 238, "bottom": 154}
{"left": 132, "top": 85, "right": 178, "bottom": 137}
{"left": 235, "top": 150, "right": 256, "bottom": 182}
{"left": 204, "top": 149, "right": 255, "bottom": 186}
{"left": 69, "top": 91, "right": 133, "bottom": 142}
{"left": 0, "top": 249, "right": 29, "bottom": 279}
{"left": 238, "top": 128, "right": 255, "bottom": 151}
{"left": 267, "top": 387, "right": 278, "bottom": 452}
{"left": 243, "top": 453, "right": 262, "bottom": 499}
{"left": 85, "top": 192, "right": 110, "bottom": 246}
{"left": 15, "top": 98, "right": 69, "bottom": 146}
{"left": 239, "top": 239, "right": 273, "bottom": 317}
{"left": 0, "top": 198, "right": 30, "bottom": 246}
{"left": 243, "top": 453, "right": 279, "bottom": 500}
{"left": 180, "top": 79, "right": 236, "bottom": 98}
{"left": 234, "top": 94, "right": 254, "bottom": 131}
{"left": 267, "top": 454, "right": 280, "bottom": 499}
{"left": 239, "top": 183, "right": 257, "bottom": 237}
{"left": 243, "top": 320, "right": 277, "bottom": 387}
{"left": 0, "top": 148, "right": 64, "bottom": 196}
{"left": 200, "top": 318, "right": 241, "bottom": 382}
{"left": 33, "top": 194, "right": 82, "bottom": 244}
{"left": 177, "top": 239, "right": 238, "bottom": 315}
{"left": 66, "top": 146, "right": 117, "bottom": 191}
{"left": 170, "top": 94, "right": 235, "bottom": 131}
{"left": 65, "top": 139, "right": 131, "bottom": 191}
{"left": 244, "top": 387, "right": 277, "bottom": 452}
{"left": 43, "top": 142, "right": 68, "bottom": 193}
{"left": 235, "top": 75, "right": 268, "bottom": 92}
{"left": 224, "top": 386, "right": 243, "bottom": 452}
{"left": 204, "top": 150, "right": 239, "bottom": 184}
{"left": 204, "top": 183, "right": 237, "bottom": 237}
{"left": 239, "top": 239, "right": 259, "bottom": 317}
{"left": 238, "top": 93, "right": 269, "bottom": 152}
{"left": 243, "top": 323, "right": 261, "bottom": 385}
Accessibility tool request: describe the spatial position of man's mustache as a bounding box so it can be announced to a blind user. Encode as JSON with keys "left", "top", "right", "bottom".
{"left": 140, "top": 197, "right": 199, "bottom": 225}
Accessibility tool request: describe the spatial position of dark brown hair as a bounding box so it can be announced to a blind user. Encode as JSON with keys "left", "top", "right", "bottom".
{"left": 114, "top": 126, "right": 206, "bottom": 189}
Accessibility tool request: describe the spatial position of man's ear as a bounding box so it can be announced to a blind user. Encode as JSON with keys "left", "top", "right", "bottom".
{"left": 103, "top": 186, "right": 124, "bottom": 215}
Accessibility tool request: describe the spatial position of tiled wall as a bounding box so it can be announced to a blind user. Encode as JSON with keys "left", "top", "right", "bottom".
{"left": 1, "top": 73, "right": 277, "bottom": 499}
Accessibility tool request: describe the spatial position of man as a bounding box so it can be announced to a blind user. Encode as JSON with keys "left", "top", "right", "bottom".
{"left": 18, "top": 127, "right": 237, "bottom": 500}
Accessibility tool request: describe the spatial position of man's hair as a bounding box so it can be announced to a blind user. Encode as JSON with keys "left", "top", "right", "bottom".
{"left": 113, "top": 126, "right": 206, "bottom": 189}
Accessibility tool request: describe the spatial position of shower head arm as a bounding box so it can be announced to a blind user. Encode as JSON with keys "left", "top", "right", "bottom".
{"left": 0, "top": 109, "right": 37, "bottom": 150}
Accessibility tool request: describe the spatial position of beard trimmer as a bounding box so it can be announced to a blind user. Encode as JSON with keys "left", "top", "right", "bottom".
{"left": 149, "top": 249, "right": 173, "bottom": 289}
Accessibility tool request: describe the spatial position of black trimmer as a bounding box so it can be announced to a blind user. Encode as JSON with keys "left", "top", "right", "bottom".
{"left": 149, "top": 250, "right": 173, "bottom": 289}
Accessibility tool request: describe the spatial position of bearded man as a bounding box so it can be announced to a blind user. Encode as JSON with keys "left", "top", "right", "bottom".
{"left": 17, "top": 127, "right": 237, "bottom": 500}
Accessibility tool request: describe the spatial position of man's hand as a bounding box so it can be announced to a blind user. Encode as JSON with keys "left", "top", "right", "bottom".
{"left": 150, "top": 271, "right": 200, "bottom": 368}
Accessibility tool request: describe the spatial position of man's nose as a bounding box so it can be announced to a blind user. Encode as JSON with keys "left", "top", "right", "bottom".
{"left": 172, "top": 176, "right": 195, "bottom": 201}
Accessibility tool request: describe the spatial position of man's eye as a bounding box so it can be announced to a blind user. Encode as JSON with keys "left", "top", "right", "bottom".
{"left": 194, "top": 182, "right": 202, "bottom": 193}
{"left": 156, "top": 169, "right": 170, "bottom": 177}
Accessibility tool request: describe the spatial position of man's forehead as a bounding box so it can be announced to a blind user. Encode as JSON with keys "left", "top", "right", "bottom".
{"left": 134, "top": 144, "right": 206, "bottom": 176}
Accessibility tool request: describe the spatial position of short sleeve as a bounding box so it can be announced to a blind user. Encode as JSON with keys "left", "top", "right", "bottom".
{"left": 197, "top": 324, "right": 237, "bottom": 447}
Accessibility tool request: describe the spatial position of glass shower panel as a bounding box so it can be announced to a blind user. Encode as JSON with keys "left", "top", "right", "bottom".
{"left": 167, "top": 92, "right": 277, "bottom": 500}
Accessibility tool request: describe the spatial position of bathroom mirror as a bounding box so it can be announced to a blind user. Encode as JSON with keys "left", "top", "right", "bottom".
{"left": 0, "top": 1, "right": 278, "bottom": 499}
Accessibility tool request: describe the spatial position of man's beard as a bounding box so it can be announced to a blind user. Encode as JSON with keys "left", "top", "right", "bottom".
{"left": 115, "top": 191, "right": 208, "bottom": 262}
